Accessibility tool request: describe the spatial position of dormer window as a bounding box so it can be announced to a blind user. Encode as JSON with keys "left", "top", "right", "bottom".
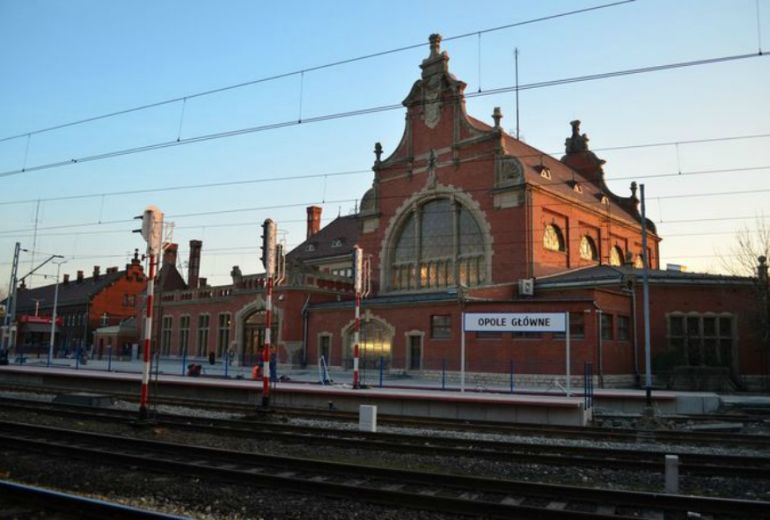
{"left": 535, "top": 165, "right": 551, "bottom": 180}
{"left": 568, "top": 180, "right": 582, "bottom": 193}
{"left": 331, "top": 239, "right": 342, "bottom": 248}
{"left": 600, "top": 195, "right": 609, "bottom": 205}
{"left": 305, "top": 243, "right": 316, "bottom": 252}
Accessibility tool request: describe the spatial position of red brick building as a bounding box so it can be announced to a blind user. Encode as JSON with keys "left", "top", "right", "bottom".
{"left": 10, "top": 251, "right": 147, "bottom": 357}
{"left": 138, "top": 35, "right": 768, "bottom": 390}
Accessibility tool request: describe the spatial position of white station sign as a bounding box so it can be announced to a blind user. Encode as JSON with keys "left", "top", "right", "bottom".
{"left": 463, "top": 312, "right": 566, "bottom": 333}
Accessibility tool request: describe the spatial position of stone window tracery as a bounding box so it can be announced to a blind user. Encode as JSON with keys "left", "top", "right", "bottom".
{"left": 389, "top": 197, "right": 486, "bottom": 291}
{"left": 579, "top": 235, "right": 598, "bottom": 261}
{"left": 543, "top": 224, "right": 565, "bottom": 252}
{"left": 609, "top": 245, "right": 624, "bottom": 266}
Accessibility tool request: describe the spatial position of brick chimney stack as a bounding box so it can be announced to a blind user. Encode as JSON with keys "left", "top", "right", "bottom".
{"left": 307, "top": 206, "right": 322, "bottom": 239}
{"left": 188, "top": 240, "right": 202, "bottom": 289}
{"left": 76, "top": 270, "right": 84, "bottom": 283}
{"left": 93, "top": 265, "right": 100, "bottom": 280}
{"left": 163, "top": 243, "right": 178, "bottom": 267}
{"left": 63, "top": 274, "right": 69, "bottom": 285}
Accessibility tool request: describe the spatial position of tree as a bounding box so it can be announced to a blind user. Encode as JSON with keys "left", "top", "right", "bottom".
{"left": 718, "top": 218, "right": 770, "bottom": 388}
{"left": 719, "top": 217, "right": 770, "bottom": 277}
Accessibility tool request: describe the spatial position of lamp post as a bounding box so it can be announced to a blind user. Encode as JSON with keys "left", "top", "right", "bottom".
{"left": 47, "top": 259, "right": 66, "bottom": 367}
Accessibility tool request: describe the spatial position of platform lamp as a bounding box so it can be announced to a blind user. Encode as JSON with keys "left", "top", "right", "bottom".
{"left": 47, "top": 259, "right": 67, "bottom": 367}
{"left": 133, "top": 205, "right": 164, "bottom": 420}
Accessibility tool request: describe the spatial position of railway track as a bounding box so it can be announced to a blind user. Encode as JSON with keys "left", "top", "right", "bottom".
{"left": 1, "top": 420, "right": 768, "bottom": 519}
{"left": 3, "top": 396, "right": 770, "bottom": 480}
{"left": 0, "top": 479, "right": 186, "bottom": 519}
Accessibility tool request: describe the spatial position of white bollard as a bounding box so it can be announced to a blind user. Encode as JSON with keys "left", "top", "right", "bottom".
{"left": 359, "top": 404, "right": 377, "bottom": 432}
{"left": 665, "top": 454, "right": 679, "bottom": 494}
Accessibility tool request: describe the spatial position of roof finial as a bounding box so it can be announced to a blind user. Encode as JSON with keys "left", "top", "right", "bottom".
{"left": 565, "top": 119, "right": 589, "bottom": 153}
{"left": 630, "top": 181, "right": 638, "bottom": 199}
{"left": 374, "top": 142, "right": 383, "bottom": 163}
{"left": 492, "top": 107, "right": 502, "bottom": 128}
{"left": 429, "top": 33, "right": 442, "bottom": 58}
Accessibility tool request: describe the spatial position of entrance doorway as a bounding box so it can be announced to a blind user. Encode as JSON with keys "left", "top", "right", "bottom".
{"left": 345, "top": 318, "right": 392, "bottom": 370}
{"left": 408, "top": 334, "right": 422, "bottom": 371}
{"left": 242, "top": 310, "right": 277, "bottom": 366}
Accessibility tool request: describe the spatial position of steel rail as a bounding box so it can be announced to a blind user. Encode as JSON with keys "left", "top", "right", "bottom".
{"left": 3, "top": 394, "right": 770, "bottom": 479}
{"left": 1, "top": 420, "right": 768, "bottom": 519}
{"left": 0, "top": 479, "right": 188, "bottom": 519}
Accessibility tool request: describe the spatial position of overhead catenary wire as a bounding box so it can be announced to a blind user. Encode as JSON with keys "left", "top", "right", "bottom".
{"left": 2, "top": 50, "right": 768, "bottom": 179}
{"left": 2, "top": 179, "right": 770, "bottom": 238}
{"left": 2, "top": 224, "right": 755, "bottom": 268}
{"left": 1, "top": 131, "right": 770, "bottom": 207}
{"left": 0, "top": 0, "right": 635, "bottom": 145}
{"left": 4, "top": 210, "right": 769, "bottom": 242}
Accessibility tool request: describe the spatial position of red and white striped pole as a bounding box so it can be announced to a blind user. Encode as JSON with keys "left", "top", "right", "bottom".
{"left": 262, "top": 275, "right": 273, "bottom": 407}
{"left": 353, "top": 291, "right": 361, "bottom": 389}
{"left": 139, "top": 253, "right": 156, "bottom": 419}
{"left": 353, "top": 246, "right": 362, "bottom": 389}
{"left": 134, "top": 205, "right": 163, "bottom": 421}
{"left": 260, "top": 218, "right": 277, "bottom": 408}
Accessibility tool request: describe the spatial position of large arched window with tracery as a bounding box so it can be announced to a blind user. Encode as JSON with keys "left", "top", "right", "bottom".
{"left": 390, "top": 198, "right": 487, "bottom": 291}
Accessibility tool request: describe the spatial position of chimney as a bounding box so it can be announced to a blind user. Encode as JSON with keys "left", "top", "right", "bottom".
{"left": 76, "top": 270, "right": 84, "bottom": 283}
{"left": 198, "top": 277, "right": 207, "bottom": 287}
{"left": 163, "top": 243, "right": 178, "bottom": 267}
{"left": 93, "top": 265, "right": 100, "bottom": 280}
{"left": 307, "top": 206, "right": 322, "bottom": 239}
{"left": 63, "top": 274, "right": 70, "bottom": 285}
{"left": 188, "top": 240, "right": 202, "bottom": 289}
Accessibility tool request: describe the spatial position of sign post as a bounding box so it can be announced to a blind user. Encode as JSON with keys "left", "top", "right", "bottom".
{"left": 460, "top": 312, "right": 465, "bottom": 392}
{"left": 462, "top": 312, "right": 571, "bottom": 395}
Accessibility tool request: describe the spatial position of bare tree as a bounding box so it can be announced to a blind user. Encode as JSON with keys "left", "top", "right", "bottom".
{"left": 719, "top": 216, "right": 770, "bottom": 277}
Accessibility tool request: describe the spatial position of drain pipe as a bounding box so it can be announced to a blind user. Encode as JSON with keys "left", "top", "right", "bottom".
{"left": 300, "top": 295, "right": 311, "bottom": 368}
{"left": 594, "top": 303, "right": 605, "bottom": 388}
{"left": 627, "top": 283, "right": 640, "bottom": 386}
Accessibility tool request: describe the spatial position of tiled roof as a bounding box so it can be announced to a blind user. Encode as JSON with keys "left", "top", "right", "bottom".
{"left": 286, "top": 215, "right": 359, "bottom": 264}
{"left": 465, "top": 113, "right": 645, "bottom": 230}
{"left": 501, "top": 134, "right": 643, "bottom": 228}
{"left": 13, "top": 269, "right": 127, "bottom": 312}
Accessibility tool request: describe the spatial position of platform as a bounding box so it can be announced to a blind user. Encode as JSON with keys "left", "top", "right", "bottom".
{"left": 0, "top": 365, "right": 592, "bottom": 426}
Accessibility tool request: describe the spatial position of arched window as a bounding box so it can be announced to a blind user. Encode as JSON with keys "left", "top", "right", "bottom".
{"left": 390, "top": 198, "right": 486, "bottom": 291}
{"left": 543, "top": 224, "right": 565, "bottom": 252}
{"left": 634, "top": 254, "right": 644, "bottom": 269}
{"left": 609, "top": 245, "right": 624, "bottom": 266}
{"left": 579, "top": 235, "right": 598, "bottom": 261}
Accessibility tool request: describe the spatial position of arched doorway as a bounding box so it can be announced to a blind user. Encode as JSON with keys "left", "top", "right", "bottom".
{"left": 242, "top": 310, "right": 278, "bottom": 367}
{"left": 344, "top": 316, "right": 394, "bottom": 370}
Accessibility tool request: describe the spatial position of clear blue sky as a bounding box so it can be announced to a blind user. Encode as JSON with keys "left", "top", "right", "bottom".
{"left": 1, "top": 0, "right": 769, "bottom": 289}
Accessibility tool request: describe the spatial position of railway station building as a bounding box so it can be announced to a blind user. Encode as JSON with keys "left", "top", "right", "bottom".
{"left": 117, "top": 35, "right": 769, "bottom": 390}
